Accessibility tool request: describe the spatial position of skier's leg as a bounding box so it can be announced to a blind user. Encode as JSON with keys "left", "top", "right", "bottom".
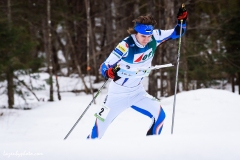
{"left": 131, "top": 94, "right": 165, "bottom": 135}
{"left": 87, "top": 94, "right": 129, "bottom": 139}
{"left": 146, "top": 106, "right": 165, "bottom": 135}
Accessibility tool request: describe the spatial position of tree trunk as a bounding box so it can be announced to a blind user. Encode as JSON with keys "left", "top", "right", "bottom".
{"left": 54, "top": 30, "right": 71, "bottom": 76}
{"left": 47, "top": 0, "right": 54, "bottom": 101}
{"left": 52, "top": 44, "right": 61, "bottom": 100}
{"left": 7, "top": 70, "right": 14, "bottom": 109}
{"left": 164, "top": 0, "right": 176, "bottom": 96}
{"left": 85, "top": 0, "right": 94, "bottom": 101}
{"left": 55, "top": 75, "right": 61, "bottom": 100}
{"left": 238, "top": 72, "right": 240, "bottom": 95}
{"left": 147, "top": 0, "right": 154, "bottom": 15}
{"left": 147, "top": 0, "right": 159, "bottom": 98}
{"left": 160, "top": 48, "right": 164, "bottom": 96}
{"left": 158, "top": 0, "right": 165, "bottom": 97}
{"left": 89, "top": 0, "right": 99, "bottom": 82}
{"left": 182, "top": 37, "right": 188, "bottom": 91}
{"left": 231, "top": 75, "right": 235, "bottom": 93}
{"left": 7, "top": 0, "right": 12, "bottom": 26}
{"left": 66, "top": 31, "right": 90, "bottom": 94}
{"left": 133, "top": 0, "right": 140, "bottom": 18}
{"left": 7, "top": 0, "right": 14, "bottom": 109}
{"left": 104, "top": 0, "right": 113, "bottom": 52}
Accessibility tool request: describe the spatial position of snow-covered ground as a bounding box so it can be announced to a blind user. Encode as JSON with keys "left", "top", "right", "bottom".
{"left": 0, "top": 74, "right": 240, "bottom": 160}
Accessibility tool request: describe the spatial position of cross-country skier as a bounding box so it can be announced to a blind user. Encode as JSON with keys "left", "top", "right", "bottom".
{"left": 87, "top": 4, "right": 188, "bottom": 139}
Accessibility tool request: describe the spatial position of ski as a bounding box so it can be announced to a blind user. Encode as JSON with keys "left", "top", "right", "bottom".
{"left": 117, "top": 63, "right": 174, "bottom": 78}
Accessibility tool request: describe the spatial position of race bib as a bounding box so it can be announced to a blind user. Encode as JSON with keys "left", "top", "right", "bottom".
{"left": 94, "top": 104, "right": 110, "bottom": 122}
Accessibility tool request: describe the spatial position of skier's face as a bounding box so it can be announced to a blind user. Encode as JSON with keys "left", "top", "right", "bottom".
{"left": 135, "top": 33, "right": 152, "bottom": 46}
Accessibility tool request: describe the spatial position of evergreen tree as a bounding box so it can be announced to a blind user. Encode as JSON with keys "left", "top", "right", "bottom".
{"left": 220, "top": 9, "right": 240, "bottom": 94}
{"left": 0, "top": 22, "right": 41, "bottom": 108}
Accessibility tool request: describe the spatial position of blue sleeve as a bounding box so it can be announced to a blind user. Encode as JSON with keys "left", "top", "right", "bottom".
{"left": 99, "top": 40, "right": 128, "bottom": 79}
{"left": 100, "top": 63, "right": 109, "bottom": 79}
{"left": 153, "top": 21, "right": 187, "bottom": 46}
{"left": 170, "top": 21, "right": 186, "bottom": 40}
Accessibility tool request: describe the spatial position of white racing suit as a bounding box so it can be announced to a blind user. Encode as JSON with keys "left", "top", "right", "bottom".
{"left": 87, "top": 21, "right": 186, "bottom": 139}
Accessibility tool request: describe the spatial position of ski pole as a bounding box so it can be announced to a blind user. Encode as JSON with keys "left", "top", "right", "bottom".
{"left": 64, "top": 79, "right": 109, "bottom": 140}
{"left": 171, "top": 19, "right": 184, "bottom": 134}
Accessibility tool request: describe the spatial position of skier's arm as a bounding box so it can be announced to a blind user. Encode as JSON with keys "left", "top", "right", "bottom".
{"left": 152, "top": 21, "right": 186, "bottom": 46}
{"left": 100, "top": 41, "right": 128, "bottom": 79}
{"left": 153, "top": 4, "right": 188, "bottom": 46}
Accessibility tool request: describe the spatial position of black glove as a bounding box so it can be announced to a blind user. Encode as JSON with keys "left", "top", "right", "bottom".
{"left": 105, "top": 65, "right": 121, "bottom": 81}
{"left": 177, "top": 3, "right": 188, "bottom": 23}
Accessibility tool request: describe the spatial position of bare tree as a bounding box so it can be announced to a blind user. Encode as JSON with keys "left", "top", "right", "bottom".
{"left": 85, "top": 0, "right": 94, "bottom": 100}
{"left": 7, "top": 0, "right": 14, "bottom": 108}
{"left": 47, "top": 0, "right": 54, "bottom": 101}
{"left": 66, "top": 31, "right": 90, "bottom": 94}
{"left": 148, "top": 0, "right": 159, "bottom": 98}
{"left": 164, "top": 0, "right": 176, "bottom": 96}
{"left": 182, "top": 37, "right": 188, "bottom": 91}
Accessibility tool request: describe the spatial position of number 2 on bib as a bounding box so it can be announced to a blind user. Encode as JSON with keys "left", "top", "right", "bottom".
{"left": 94, "top": 104, "right": 110, "bottom": 122}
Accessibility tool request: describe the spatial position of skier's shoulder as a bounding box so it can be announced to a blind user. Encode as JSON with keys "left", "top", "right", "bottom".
{"left": 122, "top": 35, "right": 135, "bottom": 47}
{"left": 152, "top": 29, "right": 170, "bottom": 40}
{"left": 113, "top": 37, "right": 130, "bottom": 57}
{"left": 152, "top": 29, "right": 161, "bottom": 37}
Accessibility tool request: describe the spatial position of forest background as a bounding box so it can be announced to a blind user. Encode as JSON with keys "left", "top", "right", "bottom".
{"left": 0, "top": 0, "right": 240, "bottom": 109}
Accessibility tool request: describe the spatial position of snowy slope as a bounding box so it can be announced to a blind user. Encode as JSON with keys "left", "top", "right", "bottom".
{"left": 0, "top": 79, "right": 240, "bottom": 160}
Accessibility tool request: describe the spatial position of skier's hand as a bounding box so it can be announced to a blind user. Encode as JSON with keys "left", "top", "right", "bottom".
{"left": 177, "top": 3, "right": 187, "bottom": 22}
{"left": 106, "top": 65, "right": 121, "bottom": 81}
